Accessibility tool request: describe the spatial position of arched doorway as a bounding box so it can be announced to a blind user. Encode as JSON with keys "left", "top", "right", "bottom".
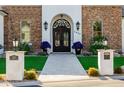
{"left": 53, "top": 19, "right": 71, "bottom": 52}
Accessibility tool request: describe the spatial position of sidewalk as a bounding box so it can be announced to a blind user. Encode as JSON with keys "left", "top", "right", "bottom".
{"left": 0, "top": 75, "right": 124, "bottom": 87}
{"left": 38, "top": 53, "right": 88, "bottom": 82}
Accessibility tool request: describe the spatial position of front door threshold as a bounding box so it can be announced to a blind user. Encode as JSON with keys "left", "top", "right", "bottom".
{"left": 51, "top": 52, "right": 74, "bottom": 54}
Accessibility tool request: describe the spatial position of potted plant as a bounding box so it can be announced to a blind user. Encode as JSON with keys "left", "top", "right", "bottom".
{"left": 40, "top": 41, "right": 51, "bottom": 55}
{"left": 72, "top": 41, "right": 83, "bottom": 54}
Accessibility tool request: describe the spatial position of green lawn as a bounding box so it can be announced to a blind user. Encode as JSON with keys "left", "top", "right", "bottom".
{"left": 77, "top": 56, "right": 124, "bottom": 70}
{"left": 1, "top": 55, "right": 124, "bottom": 74}
{"left": 0, "top": 56, "right": 47, "bottom": 74}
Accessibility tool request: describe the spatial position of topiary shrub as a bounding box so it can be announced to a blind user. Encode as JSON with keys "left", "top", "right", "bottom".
{"left": 114, "top": 67, "right": 123, "bottom": 74}
{"left": 24, "top": 69, "right": 37, "bottom": 80}
{"left": 88, "top": 67, "right": 99, "bottom": 76}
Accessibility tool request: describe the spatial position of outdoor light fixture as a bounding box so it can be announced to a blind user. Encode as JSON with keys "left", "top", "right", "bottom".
{"left": 28, "top": 42, "right": 32, "bottom": 47}
{"left": 76, "top": 21, "right": 80, "bottom": 30}
{"left": 44, "top": 21, "right": 48, "bottom": 31}
{"left": 28, "top": 42, "right": 32, "bottom": 52}
{"left": 103, "top": 38, "right": 108, "bottom": 46}
{"left": 103, "top": 37, "right": 108, "bottom": 50}
{"left": 103, "top": 40, "right": 108, "bottom": 46}
{"left": 13, "top": 38, "right": 19, "bottom": 51}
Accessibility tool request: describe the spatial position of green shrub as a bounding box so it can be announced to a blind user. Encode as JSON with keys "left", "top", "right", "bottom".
{"left": 114, "top": 67, "right": 122, "bottom": 74}
{"left": 18, "top": 42, "right": 30, "bottom": 54}
{"left": 89, "top": 36, "right": 109, "bottom": 55}
{"left": 88, "top": 67, "right": 99, "bottom": 76}
{"left": 24, "top": 69, "right": 37, "bottom": 80}
{"left": 89, "top": 44, "right": 106, "bottom": 55}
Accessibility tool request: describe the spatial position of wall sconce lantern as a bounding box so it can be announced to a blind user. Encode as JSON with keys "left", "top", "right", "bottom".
{"left": 13, "top": 38, "right": 19, "bottom": 51}
{"left": 28, "top": 42, "right": 32, "bottom": 49}
{"left": 76, "top": 21, "right": 80, "bottom": 30}
{"left": 103, "top": 37, "right": 108, "bottom": 50}
{"left": 44, "top": 21, "right": 48, "bottom": 31}
{"left": 103, "top": 38, "right": 108, "bottom": 46}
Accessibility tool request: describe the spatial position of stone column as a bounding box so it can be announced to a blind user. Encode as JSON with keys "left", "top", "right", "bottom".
{"left": 6, "top": 51, "right": 25, "bottom": 80}
{"left": 98, "top": 49, "right": 114, "bottom": 75}
{"left": 0, "top": 9, "right": 7, "bottom": 54}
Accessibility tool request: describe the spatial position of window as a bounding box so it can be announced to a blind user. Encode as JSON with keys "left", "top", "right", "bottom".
{"left": 21, "top": 20, "right": 31, "bottom": 43}
{"left": 92, "top": 20, "right": 102, "bottom": 37}
{"left": 55, "top": 31, "right": 60, "bottom": 46}
{"left": 64, "top": 31, "right": 69, "bottom": 46}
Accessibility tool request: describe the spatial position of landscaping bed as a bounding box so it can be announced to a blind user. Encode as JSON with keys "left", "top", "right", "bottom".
{"left": 0, "top": 55, "right": 47, "bottom": 74}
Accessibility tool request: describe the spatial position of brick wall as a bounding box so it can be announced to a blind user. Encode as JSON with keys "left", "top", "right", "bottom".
{"left": 3, "top": 6, "right": 42, "bottom": 51}
{"left": 2, "top": 6, "right": 122, "bottom": 52}
{"left": 82, "top": 6, "right": 122, "bottom": 51}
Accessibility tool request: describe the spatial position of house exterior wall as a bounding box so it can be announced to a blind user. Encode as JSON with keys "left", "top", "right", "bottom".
{"left": 0, "top": 14, "right": 4, "bottom": 54}
{"left": 2, "top": 5, "right": 123, "bottom": 52}
{"left": 42, "top": 5, "right": 82, "bottom": 53}
{"left": 0, "top": 15, "right": 4, "bottom": 46}
{"left": 82, "top": 6, "right": 122, "bottom": 51}
{"left": 3, "top": 6, "right": 42, "bottom": 51}
{"left": 122, "top": 17, "right": 124, "bottom": 52}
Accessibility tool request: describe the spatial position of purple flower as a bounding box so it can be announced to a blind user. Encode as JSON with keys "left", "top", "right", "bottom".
{"left": 72, "top": 41, "right": 83, "bottom": 49}
{"left": 40, "top": 41, "right": 51, "bottom": 49}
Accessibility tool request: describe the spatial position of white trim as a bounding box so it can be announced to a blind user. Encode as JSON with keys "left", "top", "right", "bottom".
{"left": 122, "top": 17, "right": 124, "bottom": 53}
{"left": 42, "top": 5, "right": 82, "bottom": 53}
{"left": 0, "top": 15, "right": 4, "bottom": 54}
{"left": 0, "top": 11, "right": 7, "bottom": 16}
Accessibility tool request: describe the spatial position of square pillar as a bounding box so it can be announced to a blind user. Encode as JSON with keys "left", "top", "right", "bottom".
{"left": 6, "top": 51, "right": 25, "bottom": 80}
{"left": 0, "top": 10, "right": 7, "bottom": 54}
{"left": 98, "top": 49, "right": 114, "bottom": 75}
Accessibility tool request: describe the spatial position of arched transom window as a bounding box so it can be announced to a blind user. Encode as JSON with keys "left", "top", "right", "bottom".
{"left": 53, "top": 19, "right": 71, "bottom": 29}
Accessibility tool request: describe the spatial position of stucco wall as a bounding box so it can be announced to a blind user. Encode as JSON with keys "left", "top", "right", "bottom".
{"left": 122, "top": 18, "right": 124, "bottom": 52}
{"left": 0, "top": 15, "right": 3, "bottom": 46}
{"left": 42, "top": 5, "right": 82, "bottom": 53}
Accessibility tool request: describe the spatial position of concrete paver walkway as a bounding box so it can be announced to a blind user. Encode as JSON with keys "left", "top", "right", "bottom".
{"left": 38, "top": 53, "right": 88, "bottom": 82}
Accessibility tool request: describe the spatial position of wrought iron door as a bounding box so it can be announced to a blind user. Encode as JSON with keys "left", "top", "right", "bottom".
{"left": 53, "top": 19, "right": 71, "bottom": 52}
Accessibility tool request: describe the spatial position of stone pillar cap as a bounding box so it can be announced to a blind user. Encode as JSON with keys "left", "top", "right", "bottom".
{"left": 97, "top": 49, "right": 115, "bottom": 52}
{"left": 6, "top": 51, "right": 26, "bottom": 53}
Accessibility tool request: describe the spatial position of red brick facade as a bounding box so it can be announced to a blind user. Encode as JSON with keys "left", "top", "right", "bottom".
{"left": 82, "top": 6, "right": 122, "bottom": 51}
{"left": 3, "top": 6, "right": 42, "bottom": 51}
{"left": 2, "top": 6, "right": 122, "bottom": 52}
